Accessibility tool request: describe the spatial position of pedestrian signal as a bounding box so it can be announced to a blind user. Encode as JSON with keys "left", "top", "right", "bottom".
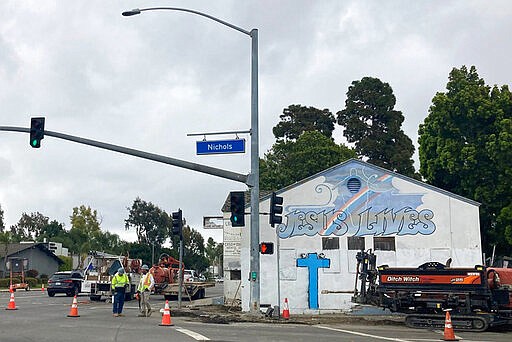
{"left": 260, "top": 242, "right": 274, "bottom": 255}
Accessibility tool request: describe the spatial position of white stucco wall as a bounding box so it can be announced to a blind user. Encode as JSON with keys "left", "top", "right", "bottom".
{"left": 238, "top": 160, "right": 482, "bottom": 313}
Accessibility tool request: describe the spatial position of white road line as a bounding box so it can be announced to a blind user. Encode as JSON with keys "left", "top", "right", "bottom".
{"left": 317, "top": 326, "right": 412, "bottom": 341}
{"left": 176, "top": 328, "right": 211, "bottom": 341}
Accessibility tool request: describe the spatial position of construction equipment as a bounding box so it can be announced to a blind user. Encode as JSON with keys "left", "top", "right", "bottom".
{"left": 150, "top": 253, "right": 215, "bottom": 301}
{"left": 352, "top": 249, "right": 512, "bottom": 332}
{"left": 81, "top": 251, "right": 141, "bottom": 301}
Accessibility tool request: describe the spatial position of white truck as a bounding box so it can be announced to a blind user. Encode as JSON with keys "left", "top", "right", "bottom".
{"left": 81, "top": 251, "right": 141, "bottom": 301}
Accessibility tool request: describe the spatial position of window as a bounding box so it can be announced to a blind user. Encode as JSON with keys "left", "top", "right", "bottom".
{"left": 322, "top": 237, "right": 339, "bottom": 250}
{"left": 230, "top": 270, "right": 241, "bottom": 280}
{"left": 374, "top": 237, "right": 396, "bottom": 251}
{"left": 348, "top": 236, "right": 365, "bottom": 250}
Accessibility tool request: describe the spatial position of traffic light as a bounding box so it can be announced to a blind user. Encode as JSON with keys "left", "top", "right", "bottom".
{"left": 171, "top": 209, "right": 183, "bottom": 236}
{"left": 230, "top": 191, "right": 245, "bottom": 227}
{"left": 260, "top": 242, "right": 274, "bottom": 255}
{"left": 269, "top": 192, "right": 283, "bottom": 227}
{"left": 30, "top": 117, "right": 45, "bottom": 148}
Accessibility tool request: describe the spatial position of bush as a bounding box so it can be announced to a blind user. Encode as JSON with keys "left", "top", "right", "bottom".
{"left": 25, "top": 277, "right": 38, "bottom": 288}
{"left": 0, "top": 278, "right": 19, "bottom": 287}
{"left": 58, "top": 256, "right": 72, "bottom": 271}
{"left": 26, "top": 269, "right": 39, "bottom": 278}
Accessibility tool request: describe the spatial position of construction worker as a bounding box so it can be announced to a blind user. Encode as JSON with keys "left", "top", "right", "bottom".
{"left": 111, "top": 267, "right": 129, "bottom": 317}
{"left": 137, "top": 264, "right": 154, "bottom": 317}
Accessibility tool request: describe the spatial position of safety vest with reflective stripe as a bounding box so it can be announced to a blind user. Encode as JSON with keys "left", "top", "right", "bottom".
{"left": 138, "top": 272, "right": 153, "bottom": 292}
{"left": 111, "top": 273, "right": 129, "bottom": 289}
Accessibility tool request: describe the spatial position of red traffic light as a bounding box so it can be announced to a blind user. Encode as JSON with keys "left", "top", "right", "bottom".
{"left": 259, "top": 242, "right": 274, "bottom": 255}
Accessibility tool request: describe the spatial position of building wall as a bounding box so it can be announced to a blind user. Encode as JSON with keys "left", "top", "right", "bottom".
{"left": 239, "top": 161, "right": 482, "bottom": 313}
{"left": 223, "top": 212, "right": 243, "bottom": 304}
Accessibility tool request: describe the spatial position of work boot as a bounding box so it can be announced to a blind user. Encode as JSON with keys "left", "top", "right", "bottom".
{"left": 147, "top": 309, "right": 152, "bottom": 317}
{"left": 113, "top": 313, "right": 119, "bottom": 317}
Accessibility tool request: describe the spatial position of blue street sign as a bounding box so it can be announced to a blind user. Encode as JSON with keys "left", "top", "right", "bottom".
{"left": 196, "top": 139, "right": 246, "bottom": 155}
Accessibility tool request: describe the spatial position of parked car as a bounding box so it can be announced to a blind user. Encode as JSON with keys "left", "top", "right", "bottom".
{"left": 47, "top": 271, "right": 83, "bottom": 297}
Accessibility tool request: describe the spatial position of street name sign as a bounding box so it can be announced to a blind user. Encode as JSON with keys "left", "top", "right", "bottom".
{"left": 196, "top": 139, "right": 245, "bottom": 155}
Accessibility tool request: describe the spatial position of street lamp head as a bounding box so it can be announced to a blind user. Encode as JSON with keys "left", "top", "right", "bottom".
{"left": 122, "top": 8, "right": 141, "bottom": 16}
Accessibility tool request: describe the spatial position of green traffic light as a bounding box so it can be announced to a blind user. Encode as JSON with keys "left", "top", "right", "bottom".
{"left": 31, "top": 139, "right": 38, "bottom": 147}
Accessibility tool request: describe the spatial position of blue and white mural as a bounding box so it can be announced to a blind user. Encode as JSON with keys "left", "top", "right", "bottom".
{"left": 275, "top": 165, "right": 436, "bottom": 239}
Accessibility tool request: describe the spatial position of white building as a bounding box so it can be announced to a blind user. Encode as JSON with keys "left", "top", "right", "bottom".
{"left": 226, "top": 159, "right": 482, "bottom": 313}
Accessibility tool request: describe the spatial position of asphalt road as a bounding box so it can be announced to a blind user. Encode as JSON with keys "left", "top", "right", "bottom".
{"left": 1, "top": 289, "right": 511, "bottom": 342}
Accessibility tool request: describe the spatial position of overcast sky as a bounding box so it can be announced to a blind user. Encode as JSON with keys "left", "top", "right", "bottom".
{"left": 1, "top": 0, "right": 511, "bottom": 244}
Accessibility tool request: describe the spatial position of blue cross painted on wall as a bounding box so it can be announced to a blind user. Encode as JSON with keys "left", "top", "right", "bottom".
{"left": 296, "top": 253, "right": 330, "bottom": 309}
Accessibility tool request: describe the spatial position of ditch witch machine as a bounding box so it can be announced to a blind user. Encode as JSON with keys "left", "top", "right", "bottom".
{"left": 352, "top": 250, "right": 512, "bottom": 331}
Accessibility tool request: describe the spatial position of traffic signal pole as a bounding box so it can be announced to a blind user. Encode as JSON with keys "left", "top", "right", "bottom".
{"left": 0, "top": 126, "right": 248, "bottom": 184}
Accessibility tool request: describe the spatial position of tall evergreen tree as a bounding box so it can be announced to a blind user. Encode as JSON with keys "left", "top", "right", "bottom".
{"left": 418, "top": 66, "right": 512, "bottom": 255}
{"left": 337, "top": 77, "right": 417, "bottom": 178}
{"left": 260, "top": 130, "right": 355, "bottom": 191}
{"left": 273, "top": 104, "right": 336, "bottom": 141}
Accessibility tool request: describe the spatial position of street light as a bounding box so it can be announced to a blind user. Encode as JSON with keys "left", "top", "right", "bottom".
{"left": 122, "top": 7, "right": 261, "bottom": 314}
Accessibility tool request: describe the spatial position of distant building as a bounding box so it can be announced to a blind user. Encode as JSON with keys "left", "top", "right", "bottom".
{"left": 224, "top": 159, "right": 482, "bottom": 313}
{"left": 0, "top": 242, "right": 63, "bottom": 278}
{"left": 44, "top": 241, "right": 69, "bottom": 257}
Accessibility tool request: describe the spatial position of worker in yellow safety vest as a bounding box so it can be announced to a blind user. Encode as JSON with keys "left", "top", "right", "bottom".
{"left": 111, "top": 268, "right": 130, "bottom": 317}
{"left": 137, "top": 264, "right": 155, "bottom": 317}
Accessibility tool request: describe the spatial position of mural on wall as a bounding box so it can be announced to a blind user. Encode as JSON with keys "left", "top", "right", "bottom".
{"left": 296, "top": 253, "right": 330, "bottom": 309}
{"left": 276, "top": 163, "right": 436, "bottom": 239}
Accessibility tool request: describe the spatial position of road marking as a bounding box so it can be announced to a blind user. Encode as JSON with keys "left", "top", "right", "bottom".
{"left": 317, "top": 326, "right": 412, "bottom": 341}
{"left": 176, "top": 328, "right": 210, "bottom": 341}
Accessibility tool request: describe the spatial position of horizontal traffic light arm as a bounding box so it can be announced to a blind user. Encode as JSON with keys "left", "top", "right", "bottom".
{"left": 0, "top": 125, "right": 248, "bottom": 184}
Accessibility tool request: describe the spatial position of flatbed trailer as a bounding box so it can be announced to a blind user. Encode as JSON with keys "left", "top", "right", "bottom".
{"left": 160, "top": 281, "right": 216, "bottom": 301}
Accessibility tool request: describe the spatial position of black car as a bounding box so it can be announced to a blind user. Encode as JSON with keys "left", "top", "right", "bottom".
{"left": 47, "top": 271, "right": 83, "bottom": 297}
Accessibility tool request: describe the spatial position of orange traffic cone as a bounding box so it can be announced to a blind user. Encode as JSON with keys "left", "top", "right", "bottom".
{"left": 9, "top": 284, "right": 13, "bottom": 293}
{"left": 6, "top": 292, "right": 17, "bottom": 310}
{"left": 282, "top": 298, "right": 290, "bottom": 319}
{"left": 159, "top": 300, "right": 174, "bottom": 326}
{"left": 41, "top": 283, "right": 45, "bottom": 292}
{"left": 67, "top": 295, "right": 80, "bottom": 317}
{"left": 442, "top": 310, "right": 458, "bottom": 341}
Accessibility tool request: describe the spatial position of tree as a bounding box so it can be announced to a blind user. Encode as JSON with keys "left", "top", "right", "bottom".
{"left": 205, "top": 237, "right": 223, "bottom": 275}
{"left": 70, "top": 206, "right": 101, "bottom": 235}
{"left": 273, "top": 104, "right": 336, "bottom": 141}
{"left": 260, "top": 130, "right": 356, "bottom": 190}
{"left": 125, "top": 197, "right": 170, "bottom": 246}
{"left": 69, "top": 205, "right": 102, "bottom": 254}
{"left": 337, "top": 77, "right": 417, "bottom": 178}
{"left": 35, "top": 220, "right": 67, "bottom": 242}
{"left": 9, "top": 212, "right": 49, "bottom": 241}
{"left": 418, "top": 65, "right": 512, "bottom": 255}
{"left": 0, "top": 204, "right": 4, "bottom": 232}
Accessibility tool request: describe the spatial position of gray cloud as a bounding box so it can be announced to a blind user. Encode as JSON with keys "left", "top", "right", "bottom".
{"left": 1, "top": 0, "right": 511, "bottom": 243}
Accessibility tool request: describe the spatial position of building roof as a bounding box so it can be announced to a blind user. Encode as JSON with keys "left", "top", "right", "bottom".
{"left": 0, "top": 242, "right": 64, "bottom": 264}
{"left": 221, "top": 159, "right": 480, "bottom": 211}
{"left": 261, "top": 158, "right": 480, "bottom": 206}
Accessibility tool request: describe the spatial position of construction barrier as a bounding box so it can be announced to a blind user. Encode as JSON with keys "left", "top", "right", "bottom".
{"left": 282, "top": 298, "right": 290, "bottom": 319}
{"left": 6, "top": 292, "right": 17, "bottom": 310}
{"left": 159, "top": 300, "right": 174, "bottom": 326}
{"left": 67, "top": 295, "right": 80, "bottom": 317}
